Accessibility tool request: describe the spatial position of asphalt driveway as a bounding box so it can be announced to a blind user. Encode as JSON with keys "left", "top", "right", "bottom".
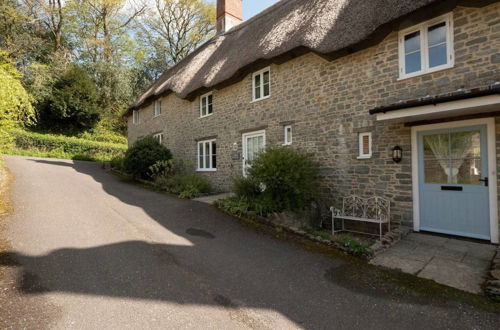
{"left": 0, "top": 155, "right": 499, "bottom": 329}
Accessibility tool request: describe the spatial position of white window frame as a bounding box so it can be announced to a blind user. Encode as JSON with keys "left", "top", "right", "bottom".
{"left": 252, "top": 67, "right": 271, "bottom": 102}
{"left": 153, "top": 133, "right": 163, "bottom": 144}
{"left": 199, "top": 92, "right": 213, "bottom": 118}
{"left": 197, "top": 139, "right": 217, "bottom": 172}
{"left": 398, "top": 13, "right": 454, "bottom": 80}
{"left": 357, "top": 132, "right": 372, "bottom": 159}
{"left": 154, "top": 100, "right": 162, "bottom": 117}
{"left": 133, "top": 110, "right": 139, "bottom": 124}
{"left": 283, "top": 125, "right": 292, "bottom": 145}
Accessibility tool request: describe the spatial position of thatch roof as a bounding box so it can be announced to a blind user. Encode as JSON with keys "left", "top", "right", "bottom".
{"left": 126, "top": 0, "right": 496, "bottom": 115}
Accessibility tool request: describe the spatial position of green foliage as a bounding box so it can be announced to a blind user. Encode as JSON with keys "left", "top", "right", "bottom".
{"left": 161, "top": 174, "right": 212, "bottom": 199}
{"left": 4, "top": 128, "right": 126, "bottom": 161}
{"left": 148, "top": 160, "right": 174, "bottom": 180}
{"left": 38, "top": 65, "right": 100, "bottom": 130}
{"left": 335, "top": 236, "right": 371, "bottom": 256}
{"left": 232, "top": 147, "right": 319, "bottom": 214}
{"left": 0, "top": 51, "right": 36, "bottom": 129}
{"left": 215, "top": 195, "right": 274, "bottom": 217}
{"left": 110, "top": 156, "right": 124, "bottom": 171}
{"left": 77, "top": 126, "right": 127, "bottom": 144}
{"left": 123, "top": 136, "right": 172, "bottom": 179}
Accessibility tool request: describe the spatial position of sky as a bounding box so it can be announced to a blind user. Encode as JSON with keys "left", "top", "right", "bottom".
{"left": 208, "top": 0, "right": 281, "bottom": 20}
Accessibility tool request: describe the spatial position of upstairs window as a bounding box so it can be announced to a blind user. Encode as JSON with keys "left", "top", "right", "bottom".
{"left": 200, "top": 92, "right": 213, "bottom": 118}
{"left": 358, "top": 132, "right": 372, "bottom": 159}
{"left": 154, "top": 100, "right": 162, "bottom": 117}
{"left": 252, "top": 67, "right": 270, "bottom": 101}
{"left": 399, "top": 13, "right": 453, "bottom": 79}
{"left": 284, "top": 125, "right": 292, "bottom": 145}
{"left": 153, "top": 133, "right": 163, "bottom": 144}
{"left": 133, "top": 110, "right": 139, "bottom": 124}
{"left": 197, "top": 139, "right": 217, "bottom": 171}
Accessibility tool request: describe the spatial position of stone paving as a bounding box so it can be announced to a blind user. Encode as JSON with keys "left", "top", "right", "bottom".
{"left": 193, "top": 192, "right": 233, "bottom": 204}
{"left": 370, "top": 233, "right": 497, "bottom": 294}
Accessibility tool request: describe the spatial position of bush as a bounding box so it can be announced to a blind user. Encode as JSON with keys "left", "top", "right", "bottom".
{"left": 336, "top": 236, "right": 371, "bottom": 256}
{"left": 5, "top": 128, "right": 126, "bottom": 161}
{"left": 246, "top": 147, "right": 319, "bottom": 212}
{"left": 110, "top": 156, "right": 124, "bottom": 171}
{"left": 123, "top": 136, "right": 172, "bottom": 179}
{"left": 233, "top": 176, "right": 261, "bottom": 199}
{"left": 163, "top": 174, "right": 212, "bottom": 198}
{"left": 37, "top": 66, "right": 100, "bottom": 130}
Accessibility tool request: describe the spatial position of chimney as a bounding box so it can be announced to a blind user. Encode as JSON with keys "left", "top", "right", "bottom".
{"left": 217, "top": 0, "right": 243, "bottom": 34}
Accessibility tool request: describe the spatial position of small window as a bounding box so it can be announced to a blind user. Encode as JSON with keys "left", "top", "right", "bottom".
{"left": 154, "top": 100, "right": 162, "bottom": 117}
{"left": 399, "top": 13, "right": 453, "bottom": 79}
{"left": 197, "top": 139, "right": 216, "bottom": 171}
{"left": 358, "top": 132, "right": 372, "bottom": 159}
{"left": 153, "top": 133, "right": 163, "bottom": 144}
{"left": 252, "top": 67, "right": 270, "bottom": 101}
{"left": 133, "top": 110, "right": 139, "bottom": 124}
{"left": 200, "top": 93, "right": 213, "bottom": 118}
{"left": 284, "top": 125, "right": 292, "bottom": 145}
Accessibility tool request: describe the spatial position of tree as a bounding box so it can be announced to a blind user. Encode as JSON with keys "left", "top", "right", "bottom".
{"left": 0, "top": 51, "right": 36, "bottom": 126}
{"left": 38, "top": 66, "right": 100, "bottom": 130}
{"left": 22, "top": 0, "right": 66, "bottom": 52}
{"left": 139, "top": 0, "right": 215, "bottom": 79}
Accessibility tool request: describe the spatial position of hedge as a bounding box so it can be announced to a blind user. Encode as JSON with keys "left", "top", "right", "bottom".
{"left": 5, "top": 129, "right": 127, "bottom": 161}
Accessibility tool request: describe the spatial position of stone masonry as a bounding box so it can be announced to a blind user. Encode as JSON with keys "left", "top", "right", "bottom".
{"left": 128, "top": 4, "right": 500, "bottom": 229}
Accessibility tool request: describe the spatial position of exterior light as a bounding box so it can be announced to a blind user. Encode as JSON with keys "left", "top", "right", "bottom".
{"left": 392, "top": 146, "right": 402, "bottom": 163}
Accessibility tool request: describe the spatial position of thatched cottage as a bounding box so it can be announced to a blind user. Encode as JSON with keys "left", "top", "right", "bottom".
{"left": 126, "top": 0, "right": 500, "bottom": 243}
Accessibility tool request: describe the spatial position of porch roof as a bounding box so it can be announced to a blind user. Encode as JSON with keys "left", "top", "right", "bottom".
{"left": 369, "top": 83, "right": 500, "bottom": 122}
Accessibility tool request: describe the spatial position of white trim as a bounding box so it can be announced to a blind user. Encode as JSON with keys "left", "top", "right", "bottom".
{"left": 398, "top": 13, "right": 454, "bottom": 80}
{"left": 411, "top": 117, "right": 498, "bottom": 243}
{"left": 357, "top": 132, "right": 372, "bottom": 159}
{"left": 252, "top": 67, "right": 271, "bottom": 102}
{"left": 283, "top": 125, "right": 292, "bottom": 145}
{"left": 154, "top": 100, "right": 162, "bottom": 117}
{"left": 199, "top": 92, "right": 213, "bottom": 118}
{"left": 197, "top": 139, "right": 217, "bottom": 171}
{"left": 132, "top": 110, "right": 139, "bottom": 124}
{"left": 376, "top": 95, "right": 500, "bottom": 121}
{"left": 242, "top": 130, "right": 266, "bottom": 176}
{"left": 153, "top": 133, "right": 163, "bottom": 144}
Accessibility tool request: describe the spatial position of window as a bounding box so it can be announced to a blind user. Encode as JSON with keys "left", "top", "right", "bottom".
{"left": 153, "top": 133, "right": 163, "bottom": 144}
{"left": 283, "top": 125, "right": 292, "bottom": 145}
{"left": 133, "top": 110, "right": 139, "bottom": 124}
{"left": 252, "top": 67, "right": 270, "bottom": 101}
{"left": 154, "top": 100, "right": 162, "bottom": 117}
{"left": 358, "top": 132, "right": 372, "bottom": 159}
{"left": 399, "top": 13, "right": 453, "bottom": 79}
{"left": 197, "top": 140, "right": 216, "bottom": 171}
{"left": 200, "top": 93, "right": 213, "bottom": 118}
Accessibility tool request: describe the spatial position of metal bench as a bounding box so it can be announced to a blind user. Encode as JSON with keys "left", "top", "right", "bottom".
{"left": 330, "top": 195, "right": 390, "bottom": 240}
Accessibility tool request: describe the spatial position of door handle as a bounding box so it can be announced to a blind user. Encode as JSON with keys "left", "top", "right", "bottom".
{"left": 479, "top": 177, "right": 488, "bottom": 186}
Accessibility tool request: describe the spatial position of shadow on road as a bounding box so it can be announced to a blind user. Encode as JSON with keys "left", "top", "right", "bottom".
{"left": 1, "top": 157, "right": 499, "bottom": 328}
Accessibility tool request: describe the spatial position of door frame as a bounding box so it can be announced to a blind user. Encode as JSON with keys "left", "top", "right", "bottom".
{"left": 411, "top": 117, "right": 498, "bottom": 243}
{"left": 242, "top": 130, "right": 266, "bottom": 176}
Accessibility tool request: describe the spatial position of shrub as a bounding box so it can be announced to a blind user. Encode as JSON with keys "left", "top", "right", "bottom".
{"left": 247, "top": 147, "right": 319, "bottom": 212}
{"left": 148, "top": 159, "right": 173, "bottom": 180}
{"left": 123, "top": 136, "right": 172, "bottom": 179}
{"left": 6, "top": 128, "right": 126, "bottom": 161}
{"left": 163, "top": 174, "right": 211, "bottom": 198}
{"left": 233, "top": 176, "right": 261, "bottom": 199}
{"left": 110, "top": 156, "right": 124, "bottom": 171}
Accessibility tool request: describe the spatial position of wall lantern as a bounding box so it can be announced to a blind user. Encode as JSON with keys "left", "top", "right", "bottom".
{"left": 392, "top": 146, "right": 403, "bottom": 163}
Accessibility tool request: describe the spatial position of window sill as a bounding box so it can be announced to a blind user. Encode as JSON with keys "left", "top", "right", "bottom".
{"left": 153, "top": 115, "right": 161, "bottom": 118}
{"left": 199, "top": 113, "right": 213, "bottom": 119}
{"left": 357, "top": 155, "right": 372, "bottom": 160}
{"left": 196, "top": 169, "right": 217, "bottom": 172}
{"left": 251, "top": 95, "right": 271, "bottom": 103}
{"left": 397, "top": 63, "right": 454, "bottom": 81}
{"left": 282, "top": 143, "right": 292, "bottom": 146}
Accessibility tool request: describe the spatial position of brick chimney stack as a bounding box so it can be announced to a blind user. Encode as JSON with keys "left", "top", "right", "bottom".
{"left": 217, "top": 0, "right": 243, "bottom": 34}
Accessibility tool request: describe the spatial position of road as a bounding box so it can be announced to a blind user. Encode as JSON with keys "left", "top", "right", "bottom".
{"left": 0, "top": 155, "right": 498, "bottom": 329}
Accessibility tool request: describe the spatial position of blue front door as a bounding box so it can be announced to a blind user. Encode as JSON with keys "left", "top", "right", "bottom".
{"left": 418, "top": 125, "right": 490, "bottom": 240}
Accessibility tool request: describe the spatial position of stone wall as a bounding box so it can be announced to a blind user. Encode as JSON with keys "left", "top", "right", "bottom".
{"left": 128, "top": 4, "right": 500, "bottom": 228}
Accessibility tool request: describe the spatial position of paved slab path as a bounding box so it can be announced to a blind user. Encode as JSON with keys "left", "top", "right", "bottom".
{"left": 371, "top": 233, "right": 497, "bottom": 294}
{"left": 0, "top": 156, "right": 499, "bottom": 329}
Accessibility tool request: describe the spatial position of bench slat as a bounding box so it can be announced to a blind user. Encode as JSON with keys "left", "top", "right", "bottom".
{"left": 334, "top": 216, "right": 388, "bottom": 224}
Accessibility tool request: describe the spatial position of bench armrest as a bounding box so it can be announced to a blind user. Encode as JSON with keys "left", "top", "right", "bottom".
{"left": 329, "top": 206, "right": 342, "bottom": 217}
